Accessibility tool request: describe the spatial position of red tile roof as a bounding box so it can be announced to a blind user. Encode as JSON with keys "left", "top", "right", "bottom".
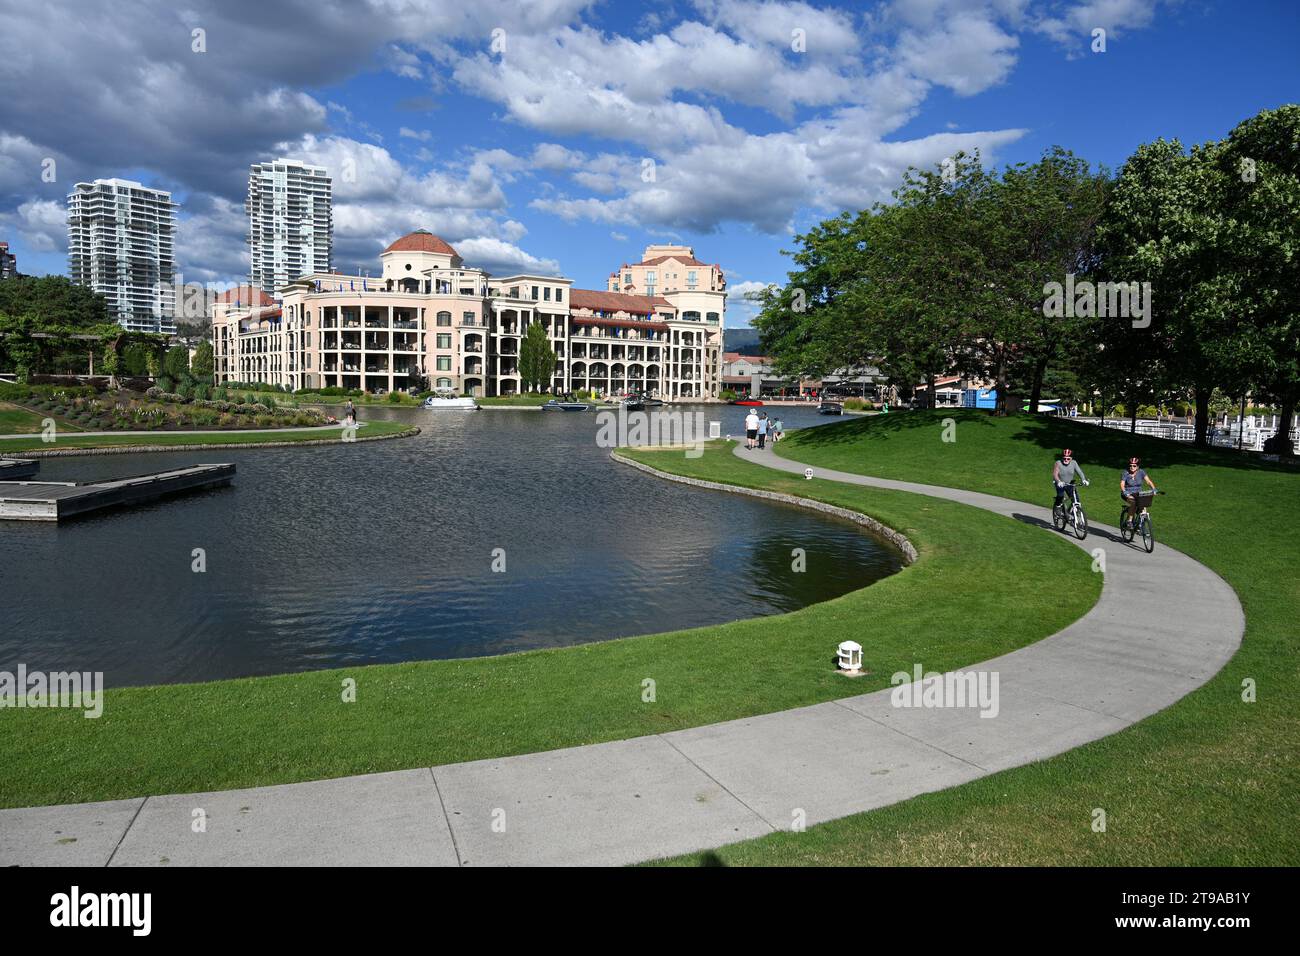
{"left": 383, "top": 230, "right": 458, "bottom": 256}
{"left": 637, "top": 255, "right": 708, "bottom": 267}
{"left": 216, "top": 285, "right": 275, "bottom": 306}
{"left": 569, "top": 288, "right": 672, "bottom": 315}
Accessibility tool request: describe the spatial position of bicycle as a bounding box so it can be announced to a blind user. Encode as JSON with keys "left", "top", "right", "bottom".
{"left": 1119, "top": 490, "right": 1166, "bottom": 553}
{"left": 1051, "top": 480, "right": 1089, "bottom": 540}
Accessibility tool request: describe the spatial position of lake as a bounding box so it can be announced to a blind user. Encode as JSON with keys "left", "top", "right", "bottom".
{"left": 0, "top": 404, "right": 901, "bottom": 686}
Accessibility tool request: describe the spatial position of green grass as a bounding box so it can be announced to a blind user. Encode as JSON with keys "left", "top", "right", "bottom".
{"left": 0, "top": 440, "right": 1098, "bottom": 809}
{"left": 0, "top": 419, "right": 414, "bottom": 454}
{"left": 0, "top": 402, "right": 83, "bottom": 434}
{"left": 651, "top": 410, "right": 1299, "bottom": 865}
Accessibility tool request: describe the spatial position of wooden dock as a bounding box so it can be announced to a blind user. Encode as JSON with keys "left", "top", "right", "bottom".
{"left": 0, "top": 458, "right": 39, "bottom": 480}
{"left": 0, "top": 463, "right": 235, "bottom": 521}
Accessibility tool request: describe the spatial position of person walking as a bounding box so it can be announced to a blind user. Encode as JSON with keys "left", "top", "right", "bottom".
{"left": 345, "top": 399, "right": 356, "bottom": 426}
{"left": 744, "top": 408, "right": 760, "bottom": 449}
{"left": 773, "top": 417, "right": 784, "bottom": 442}
{"left": 757, "top": 412, "right": 769, "bottom": 449}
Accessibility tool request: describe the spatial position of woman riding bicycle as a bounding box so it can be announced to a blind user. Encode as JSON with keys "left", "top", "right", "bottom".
{"left": 1052, "top": 448, "right": 1089, "bottom": 508}
{"left": 1120, "top": 457, "right": 1158, "bottom": 524}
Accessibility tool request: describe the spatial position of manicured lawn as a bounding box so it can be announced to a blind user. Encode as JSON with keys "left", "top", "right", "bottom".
{"left": 0, "top": 441, "right": 1098, "bottom": 809}
{"left": 0, "top": 401, "right": 83, "bottom": 434}
{"left": 0, "top": 419, "right": 414, "bottom": 454}
{"left": 652, "top": 411, "right": 1299, "bottom": 865}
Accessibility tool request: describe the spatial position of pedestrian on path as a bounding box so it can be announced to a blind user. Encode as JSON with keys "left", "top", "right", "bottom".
{"left": 773, "top": 418, "right": 784, "bottom": 442}
{"left": 757, "top": 412, "right": 769, "bottom": 449}
{"left": 744, "top": 409, "right": 759, "bottom": 449}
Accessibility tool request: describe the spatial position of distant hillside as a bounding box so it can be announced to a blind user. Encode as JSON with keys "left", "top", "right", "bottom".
{"left": 723, "top": 327, "right": 762, "bottom": 353}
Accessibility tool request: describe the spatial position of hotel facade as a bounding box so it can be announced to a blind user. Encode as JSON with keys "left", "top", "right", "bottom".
{"left": 211, "top": 233, "right": 726, "bottom": 400}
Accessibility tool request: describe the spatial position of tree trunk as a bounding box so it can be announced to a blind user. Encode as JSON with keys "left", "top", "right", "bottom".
{"left": 1274, "top": 394, "right": 1296, "bottom": 456}
{"left": 1194, "top": 385, "right": 1211, "bottom": 448}
{"left": 1028, "top": 353, "right": 1048, "bottom": 415}
{"left": 993, "top": 349, "right": 1008, "bottom": 416}
{"left": 925, "top": 367, "right": 936, "bottom": 410}
{"left": 1129, "top": 395, "right": 1137, "bottom": 434}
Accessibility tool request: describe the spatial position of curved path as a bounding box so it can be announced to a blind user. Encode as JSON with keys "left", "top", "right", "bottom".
{"left": 0, "top": 445, "right": 1243, "bottom": 866}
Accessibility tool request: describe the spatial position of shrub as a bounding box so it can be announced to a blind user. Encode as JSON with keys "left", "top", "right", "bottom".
{"left": 156, "top": 375, "right": 175, "bottom": 393}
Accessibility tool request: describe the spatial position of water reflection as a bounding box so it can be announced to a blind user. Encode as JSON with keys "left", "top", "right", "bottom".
{"left": 0, "top": 404, "right": 900, "bottom": 686}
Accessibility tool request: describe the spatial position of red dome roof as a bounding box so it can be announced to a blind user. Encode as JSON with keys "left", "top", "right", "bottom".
{"left": 383, "top": 230, "right": 458, "bottom": 256}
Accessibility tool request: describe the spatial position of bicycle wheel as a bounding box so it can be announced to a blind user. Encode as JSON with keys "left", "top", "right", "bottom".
{"left": 1141, "top": 513, "right": 1154, "bottom": 552}
{"left": 1073, "top": 504, "right": 1088, "bottom": 540}
{"left": 1052, "top": 501, "right": 1066, "bottom": 531}
{"left": 1120, "top": 510, "right": 1134, "bottom": 542}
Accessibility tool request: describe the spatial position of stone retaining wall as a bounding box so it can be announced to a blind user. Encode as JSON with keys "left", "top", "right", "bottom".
{"left": 609, "top": 450, "right": 918, "bottom": 564}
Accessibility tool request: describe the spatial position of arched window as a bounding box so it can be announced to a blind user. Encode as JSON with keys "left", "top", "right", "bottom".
{"left": 436, "top": 311, "right": 452, "bottom": 327}
{"left": 706, "top": 312, "right": 719, "bottom": 323}
{"left": 437, "top": 377, "right": 452, "bottom": 389}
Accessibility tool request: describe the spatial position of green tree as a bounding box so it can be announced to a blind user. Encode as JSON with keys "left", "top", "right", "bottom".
{"left": 519, "top": 320, "right": 556, "bottom": 393}
{"left": 163, "top": 344, "right": 190, "bottom": 381}
{"left": 191, "top": 341, "right": 215, "bottom": 383}
{"left": 1095, "top": 138, "right": 1249, "bottom": 446}
{"left": 1219, "top": 105, "right": 1300, "bottom": 449}
{"left": 0, "top": 275, "right": 111, "bottom": 329}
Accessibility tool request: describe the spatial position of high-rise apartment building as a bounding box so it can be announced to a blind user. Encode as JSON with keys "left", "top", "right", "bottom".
{"left": 0, "top": 241, "right": 16, "bottom": 280}
{"left": 246, "top": 158, "right": 332, "bottom": 298}
{"left": 66, "top": 179, "right": 178, "bottom": 333}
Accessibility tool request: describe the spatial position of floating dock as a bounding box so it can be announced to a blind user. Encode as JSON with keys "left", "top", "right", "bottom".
{"left": 0, "top": 463, "right": 235, "bottom": 521}
{"left": 0, "top": 458, "right": 39, "bottom": 480}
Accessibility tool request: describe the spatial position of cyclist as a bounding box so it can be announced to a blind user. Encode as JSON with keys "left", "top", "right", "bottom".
{"left": 1119, "top": 457, "right": 1158, "bottom": 526}
{"left": 1052, "top": 448, "right": 1089, "bottom": 510}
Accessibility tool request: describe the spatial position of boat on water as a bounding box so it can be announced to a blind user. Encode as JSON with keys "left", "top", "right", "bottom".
{"left": 423, "top": 387, "right": 479, "bottom": 410}
{"left": 818, "top": 401, "right": 844, "bottom": 415}
{"left": 621, "top": 397, "right": 645, "bottom": 411}
{"left": 730, "top": 398, "right": 764, "bottom": 406}
{"left": 543, "top": 394, "right": 590, "bottom": 411}
{"left": 639, "top": 397, "right": 664, "bottom": 408}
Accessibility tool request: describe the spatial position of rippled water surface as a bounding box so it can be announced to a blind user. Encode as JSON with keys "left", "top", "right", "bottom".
{"left": 1, "top": 404, "right": 900, "bottom": 686}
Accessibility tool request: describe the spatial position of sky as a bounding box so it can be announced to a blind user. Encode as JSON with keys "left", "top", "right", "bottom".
{"left": 0, "top": 0, "right": 1296, "bottom": 327}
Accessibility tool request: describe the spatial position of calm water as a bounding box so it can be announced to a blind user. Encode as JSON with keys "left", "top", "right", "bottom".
{"left": 0, "top": 404, "right": 899, "bottom": 687}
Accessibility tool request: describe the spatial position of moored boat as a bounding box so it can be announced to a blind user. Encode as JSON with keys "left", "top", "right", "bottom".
{"left": 423, "top": 387, "right": 479, "bottom": 410}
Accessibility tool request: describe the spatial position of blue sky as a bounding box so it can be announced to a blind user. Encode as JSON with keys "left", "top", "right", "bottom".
{"left": 0, "top": 0, "right": 1296, "bottom": 326}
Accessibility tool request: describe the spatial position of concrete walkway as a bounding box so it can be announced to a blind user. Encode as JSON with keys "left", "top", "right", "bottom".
{"left": 0, "top": 445, "right": 1243, "bottom": 866}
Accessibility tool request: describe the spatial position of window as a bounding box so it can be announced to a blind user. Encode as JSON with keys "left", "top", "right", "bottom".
{"left": 463, "top": 311, "right": 476, "bottom": 325}
{"left": 555, "top": 288, "right": 563, "bottom": 302}
{"left": 624, "top": 273, "right": 632, "bottom": 285}
{"left": 437, "top": 377, "right": 452, "bottom": 388}
{"left": 436, "top": 311, "right": 452, "bottom": 326}
{"left": 543, "top": 287, "right": 551, "bottom": 301}
{"left": 436, "top": 334, "right": 451, "bottom": 349}
{"left": 405, "top": 263, "right": 412, "bottom": 271}
{"left": 531, "top": 285, "right": 539, "bottom": 300}
{"left": 436, "top": 356, "right": 451, "bottom": 371}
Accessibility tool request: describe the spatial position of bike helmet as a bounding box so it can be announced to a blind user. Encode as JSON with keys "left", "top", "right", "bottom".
{"left": 1128, "top": 457, "right": 1140, "bottom": 467}
{"left": 1061, "top": 448, "right": 1072, "bottom": 461}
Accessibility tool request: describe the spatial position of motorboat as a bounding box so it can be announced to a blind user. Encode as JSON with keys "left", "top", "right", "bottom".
{"left": 639, "top": 397, "right": 665, "bottom": 408}
{"left": 818, "top": 401, "right": 844, "bottom": 415}
{"left": 729, "top": 398, "right": 764, "bottom": 406}
{"left": 543, "top": 399, "right": 590, "bottom": 411}
{"left": 423, "top": 388, "right": 479, "bottom": 410}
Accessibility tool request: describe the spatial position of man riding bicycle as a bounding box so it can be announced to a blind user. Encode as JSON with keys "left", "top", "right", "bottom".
{"left": 1052, "top": 448, "right": 1089, "bottom": 508}
{"left": 1120, "top": 457, "right": 1158, "bottom": 523}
